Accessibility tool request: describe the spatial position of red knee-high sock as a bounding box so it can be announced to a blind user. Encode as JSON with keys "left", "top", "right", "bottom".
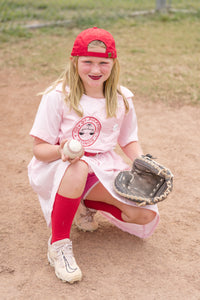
{"left": 51, "top": 193, "right": 81, "bottom": 244}
{"left": 84, "top": 200, "right": 124, "bottom": 222}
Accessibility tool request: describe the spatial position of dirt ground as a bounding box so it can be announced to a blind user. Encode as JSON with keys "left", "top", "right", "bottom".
{"left": 0, "top": 68, "right": 200, "bottom": 300}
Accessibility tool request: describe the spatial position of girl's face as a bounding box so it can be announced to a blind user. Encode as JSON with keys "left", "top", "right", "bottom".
{"left": 77, "top": 54, "right": 114, "bottom": 96}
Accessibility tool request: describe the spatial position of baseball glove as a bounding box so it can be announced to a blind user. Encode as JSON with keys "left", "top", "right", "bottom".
{"left": 114, "top": 154, "right": 173, "bottom": 206}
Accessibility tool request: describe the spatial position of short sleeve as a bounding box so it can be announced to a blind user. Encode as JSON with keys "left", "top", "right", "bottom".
{"left": 30, "top": 89, "right": 63, "bottom": 145}
{"left": 118, "top": 88, "right": 138, "bottom": 147}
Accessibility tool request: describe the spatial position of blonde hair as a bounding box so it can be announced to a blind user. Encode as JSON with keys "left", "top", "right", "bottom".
{"left": 44, "top": 41, "right": 129, "bottom": 118}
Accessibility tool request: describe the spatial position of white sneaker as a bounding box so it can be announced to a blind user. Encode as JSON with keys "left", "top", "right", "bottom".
{"left": 47, "top": 237, "right": 82, "bottom": 283}
{"left": 74, "top": 201, "right": 98, "bottom": 232}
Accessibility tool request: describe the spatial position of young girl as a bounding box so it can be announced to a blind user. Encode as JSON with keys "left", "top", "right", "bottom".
{"left": 28, "top": 27, "right": 159, "bottom": 284}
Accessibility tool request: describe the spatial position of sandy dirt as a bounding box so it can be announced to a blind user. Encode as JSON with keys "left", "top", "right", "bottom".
{"left": 0, "top": 69, "right": 200, "bottom": 300}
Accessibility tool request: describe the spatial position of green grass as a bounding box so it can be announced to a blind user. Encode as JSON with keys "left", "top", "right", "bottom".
{"left": 0, "top": 1, "right": 199, "bottom": 106}
{"left": 118, "top": 16, "right": 200, "bottom": 105}
{"left": 0, "top": 0, "right": 154, "bottom": 25}
{"left": 1, "top": 0, "right": 200, "bottom": 25}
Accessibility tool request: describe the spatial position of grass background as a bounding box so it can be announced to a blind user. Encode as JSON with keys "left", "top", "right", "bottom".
{"left": 0, "top": 0, "right": 200, "bottom": 106}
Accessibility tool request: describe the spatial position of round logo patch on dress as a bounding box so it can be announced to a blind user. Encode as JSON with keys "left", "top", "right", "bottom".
{"left": 72, "top": 117, "right": 101, "bottom": 147}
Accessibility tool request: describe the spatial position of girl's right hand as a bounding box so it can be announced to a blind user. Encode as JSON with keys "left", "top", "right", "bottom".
{"left": 59, "top": 139, "right": 81, "bottom": 164}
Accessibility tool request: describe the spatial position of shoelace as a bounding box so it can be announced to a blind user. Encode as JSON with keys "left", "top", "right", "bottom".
{"left": 54, "top": 242, "right": 75, "bottom": 265}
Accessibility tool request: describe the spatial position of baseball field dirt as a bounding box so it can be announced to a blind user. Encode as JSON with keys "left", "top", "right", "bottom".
{"left": 0, "top": 68, "right": 199, "bottom": 299}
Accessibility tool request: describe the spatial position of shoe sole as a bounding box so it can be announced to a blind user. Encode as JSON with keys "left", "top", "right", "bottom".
{"left": 75, "top": 222, "right": 98, "bottom": 232}
{"left": 47, "top": 253, "right": 82, "bottom": 284}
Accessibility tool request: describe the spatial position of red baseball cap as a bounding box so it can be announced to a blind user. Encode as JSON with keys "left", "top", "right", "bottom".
{"left": 71, "top": 27, "right": 117, "bottom": 58}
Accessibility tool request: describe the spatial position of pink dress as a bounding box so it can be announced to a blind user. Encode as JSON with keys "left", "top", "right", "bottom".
{"left": 28, "top": 84, "right": 159, "bottom": 238}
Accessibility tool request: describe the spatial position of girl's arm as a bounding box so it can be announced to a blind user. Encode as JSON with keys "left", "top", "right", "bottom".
{"left": 33, "top": 137, "right": 80, "bottom": 163}
{"left": 121, "top": 141, "right": 143, "bottom": 162}
{"left": 33, "top": 137, "right": 61, "bottom": 163}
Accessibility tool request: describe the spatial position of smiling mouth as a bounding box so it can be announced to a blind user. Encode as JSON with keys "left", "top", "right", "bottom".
{"left": 89, "top": 75, "right": 102, "bottom": 80}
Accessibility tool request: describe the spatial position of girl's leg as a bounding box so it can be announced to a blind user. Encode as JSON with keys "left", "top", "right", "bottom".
{"left": 84, "top": 200, "right": 124, "bottom": 221}
{"left": 51, "top": 160, "right": 89, "bottom": 243}
{"left": 58, "top": 160, "right": 89, "bottom": 198}
{"left": 85, "top": 182, "right": 156, "bottom": 225}
{"left": 48, "top": 160, "right": 89, "bottom": 283}
{"left": 51, "top": 193, "right": 81, "bottom": 243}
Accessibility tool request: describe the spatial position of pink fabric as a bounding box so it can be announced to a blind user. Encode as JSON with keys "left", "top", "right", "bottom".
{"left": 101, "top": 211, "right": 160, "bottom": 239}
{"left": 28, "top": 85, "right": 159, "bottom": 238}
{"left": 29, "top": 84, "right": 138, "bottom": 151}
{"left": 82, "top": 173, "right": 159, "bottom": 239}
{"left": 82, "top": 172, "right": 99, "bottom": 198}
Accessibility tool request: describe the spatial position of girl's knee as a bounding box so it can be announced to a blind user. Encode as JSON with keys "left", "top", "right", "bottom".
{"left": 58, "top": 160, "right": 89, "bottom": 197}
{"left": 65, "top": 160, "right": 88, "bottom": 178}
{"left": 122, "top": 208, "right": 156, "bottom": 225}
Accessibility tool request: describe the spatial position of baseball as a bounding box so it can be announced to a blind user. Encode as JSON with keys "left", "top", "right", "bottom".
{"left": 63, "top": 139, "right": 84, "bottom": 159}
